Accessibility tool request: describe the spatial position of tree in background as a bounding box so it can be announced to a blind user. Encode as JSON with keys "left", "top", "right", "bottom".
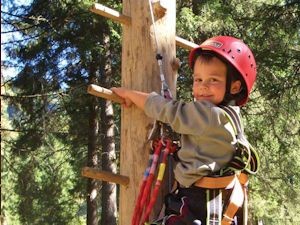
{"left": 1, "top": 0, "right": 121, "bottom": 224}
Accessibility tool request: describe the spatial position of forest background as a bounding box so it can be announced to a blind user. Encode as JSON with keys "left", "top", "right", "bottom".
{"left": 1, "top": 0, "right": 299, "bottom": 225}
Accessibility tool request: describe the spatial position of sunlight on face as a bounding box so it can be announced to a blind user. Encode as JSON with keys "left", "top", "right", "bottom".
{"left": 192, "top": 56, "right": 227, "bottom": 105}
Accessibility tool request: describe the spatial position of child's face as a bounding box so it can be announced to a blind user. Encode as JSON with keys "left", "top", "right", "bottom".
{"left": 192, "top": 56, "right": 228, "bottom": 105}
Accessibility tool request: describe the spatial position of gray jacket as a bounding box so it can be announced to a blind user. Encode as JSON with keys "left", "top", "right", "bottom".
{"left": 144, "top": 92, "right": 239, "bottom": 187}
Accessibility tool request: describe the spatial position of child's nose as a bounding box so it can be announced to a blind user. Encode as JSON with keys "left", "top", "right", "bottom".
{"left": 199, "top": 81, "right": 209, "bottom": 89}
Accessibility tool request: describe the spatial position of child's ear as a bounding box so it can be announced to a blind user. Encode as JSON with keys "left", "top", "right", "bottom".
{"left": 230, "top": 80, "right": 242, "bottom": 94}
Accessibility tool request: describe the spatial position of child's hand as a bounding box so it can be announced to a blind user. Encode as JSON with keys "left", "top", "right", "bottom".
{"left": 111, "top": 87, "right": 133, "bottom": 108}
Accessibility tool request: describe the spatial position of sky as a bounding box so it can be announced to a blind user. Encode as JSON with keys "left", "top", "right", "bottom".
{"left": 1, "top": 0, "right": 32, "bottom": 79}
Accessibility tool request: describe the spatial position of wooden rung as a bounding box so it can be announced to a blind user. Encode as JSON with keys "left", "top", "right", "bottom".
{"left": 175, "top": 36, "right": 199, "bottom": 51}
{"left": 90, "top": 3, "right": 198, "bottom": 51}
{"left": 90, "top": 3, "right": 131, "bottom": 25}
{"left": 87, "top": 84, "right": 124, "bottom": 104}
{"left": 81, "top": 167, "right": 130, "bottom": 187}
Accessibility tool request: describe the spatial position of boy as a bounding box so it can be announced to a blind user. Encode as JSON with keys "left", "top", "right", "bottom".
{"left": 112, "top": 36, "right": 257, "bottom": 225}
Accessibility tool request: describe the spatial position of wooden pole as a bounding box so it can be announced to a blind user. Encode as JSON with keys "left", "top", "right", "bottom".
{"left": 91, "top": 3, "right": 197, "bottom": 51}
{"left": 119, "top": 1, "right": 176, "bottom": 224}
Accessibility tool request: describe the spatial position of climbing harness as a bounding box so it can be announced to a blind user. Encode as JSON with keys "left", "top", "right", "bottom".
{"left": 195, "top": 106, "right": 259, "bottom": 225}
{"left": 155, "top": 106, "right": 259, "bottom": 225}
{"left": 195, "top": 172, "right": 249, "bottom": 225}
{"left": 194, "top": 106, "right": 258, "bottom": 225}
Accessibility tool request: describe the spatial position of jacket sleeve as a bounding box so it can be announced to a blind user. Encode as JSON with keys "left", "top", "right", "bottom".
{"left": 144, "top": 92, "right": 227, "bottom": 135}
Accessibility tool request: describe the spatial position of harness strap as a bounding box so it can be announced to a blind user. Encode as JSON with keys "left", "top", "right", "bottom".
{"left": 194, "top": 173, "right": 248, "bottom": 225}
{"left": 222, "top": 179, "right": 244, "bottom": 225}
{"left": 242, "top": 184, "right": 248, "bottom": 225}
{"left": 220, "top": 106, "right": 259, "bottom": 175}
{"left": 207, "top": 189, "right": 222, "bottom": 225}
{"left": 221, "top": 106, "right": 243, "bottom": 135}
{"left": 194, "top": 173, "right": 248, "bottom": 189}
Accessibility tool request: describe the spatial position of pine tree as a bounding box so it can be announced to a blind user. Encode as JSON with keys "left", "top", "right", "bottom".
{"left": 1, "top": 0, "right": 121, "bottom": 224}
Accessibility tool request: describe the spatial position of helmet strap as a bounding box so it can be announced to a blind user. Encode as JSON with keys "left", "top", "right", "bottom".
{"left": 219, "top": 67, "right": 235, "bottom": 106}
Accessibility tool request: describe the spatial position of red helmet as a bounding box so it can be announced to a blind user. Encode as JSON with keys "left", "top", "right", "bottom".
{"left": 189, "top": 36, "right": 257, "bottom": 105}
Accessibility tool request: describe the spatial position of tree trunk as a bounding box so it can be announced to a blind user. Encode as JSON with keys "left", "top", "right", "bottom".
{"left": 120, "top": 1, "right": 176, "bottom": 225}
{"left": 100, "top": 100, "right": 117, "bottom": 225}
{"left": 87, "top": 56, "right": 100, "bottom": 225}
{"left": 86, "top": 98, "right": 99, "bottom": 225}
{"left": 100, "top": 33, "right": 117, "bottom": 225}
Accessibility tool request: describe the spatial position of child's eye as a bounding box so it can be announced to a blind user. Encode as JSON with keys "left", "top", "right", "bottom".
{"left": 209, "top": 78, "right": 218, "bottom": 82}
{"left": 194, "top": 78, "right": 202, "bottom": 82}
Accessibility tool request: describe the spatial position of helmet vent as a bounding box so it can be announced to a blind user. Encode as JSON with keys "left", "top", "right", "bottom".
{"left": 227, "top": 49, "right": 232, "bottom": 53}
{"left": 231, "top": 56, "right": 235, "bottom": 59}
{"left": 237, "top": 49, "right": 241, "bottom": 53}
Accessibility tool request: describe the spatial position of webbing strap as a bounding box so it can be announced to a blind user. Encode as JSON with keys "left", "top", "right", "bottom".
{"left": 221, "top": 177, "right": 245, "bottom": 225}
{"left": 220, "top": 106, "right": 259, "bottom": 175}
{"left": 242, "top": 185, "right": 248, "bottom": 225}
{"left": 221, "top": 106, "right": 243, "bottom": 133}
{"left": 220, "top": 106, "right": 247, "bottom": 148}
{"left": 195, "top": 173, "right": 249, "bottom": 225}
{"left": 207, "top": 189, "right": 222, "bottom": 225}
{"left": 194, "top": 173, "right": 248, "bottom": 189}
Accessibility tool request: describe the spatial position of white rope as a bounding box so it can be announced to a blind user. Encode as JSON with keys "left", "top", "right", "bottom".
{"left": 148, "top": 0, "right": 173, "bottom": 99}
{"left": 148, "top": 0, "right": 160, "bottom": 51}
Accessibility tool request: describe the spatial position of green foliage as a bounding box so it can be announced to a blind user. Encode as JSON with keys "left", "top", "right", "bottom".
{"left": 14, "top": 139, "right": 82, "bottom": 225}
{"left": 1, "top": 86, "right": 21, "bottom": 225}
{"left": 2, "top": 0, "right": 122, "bottom": 224}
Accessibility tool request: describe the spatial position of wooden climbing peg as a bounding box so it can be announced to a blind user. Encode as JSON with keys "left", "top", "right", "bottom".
{"left": 81, "top": 167, "right": 130, "bottom": 187}
{"left": 87, "top": 84, "right": 124, "bottom": 104}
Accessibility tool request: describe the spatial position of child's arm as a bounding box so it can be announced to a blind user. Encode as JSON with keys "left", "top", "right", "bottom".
{"left": 111, "top": 87, "right": 149, "bottom": 110}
